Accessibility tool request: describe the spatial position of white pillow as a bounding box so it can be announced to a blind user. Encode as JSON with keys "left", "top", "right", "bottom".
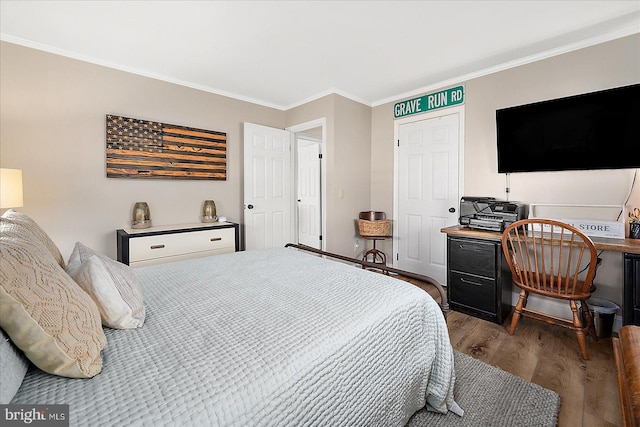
{"left": 66, "top": 242, "right": 145, "bottom": 329}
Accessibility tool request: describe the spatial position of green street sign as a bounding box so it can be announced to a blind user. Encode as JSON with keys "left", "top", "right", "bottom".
{"left": 394, "top": 86, "right": 464, "bottom": 119}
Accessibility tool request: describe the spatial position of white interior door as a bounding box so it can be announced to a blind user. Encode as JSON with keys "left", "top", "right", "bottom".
{"left": 243, "top": 123, "right": 292, "bottom": 250}
{"left": 396, "top": 112, "right": 460, "bottom": 284}
{"left": 297, "top": 138, "right": 321, "bottom": 248}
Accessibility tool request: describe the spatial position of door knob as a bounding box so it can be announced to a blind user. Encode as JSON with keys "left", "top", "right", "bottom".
{"left": 247, "top": 204, "right": 254, "bottom": 209}
{"left": 449, "top": 207, "right": 456, "bottom": 213}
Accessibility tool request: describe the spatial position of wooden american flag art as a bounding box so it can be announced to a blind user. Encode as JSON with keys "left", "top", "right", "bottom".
{"left": 106, "top": 115, "right": 227, "bottom": 180}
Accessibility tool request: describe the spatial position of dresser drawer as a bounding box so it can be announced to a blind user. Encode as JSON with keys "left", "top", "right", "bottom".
{"left": 449, "top": 238, "right": 496, "bottom": 278}
{"left": 449, "top": 271, "right": 497, "bottom": 313}
{"left": 129, "top": 227, "right": 235, "bottom": 263}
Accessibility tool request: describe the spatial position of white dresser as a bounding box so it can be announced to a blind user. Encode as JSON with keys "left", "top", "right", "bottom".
{"left": 117, "top": 222, "right": 239, "bottom": 267}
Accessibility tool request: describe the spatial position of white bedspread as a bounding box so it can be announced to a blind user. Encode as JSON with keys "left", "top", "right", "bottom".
{"left": 12, "top": 247, "right": 462, "bottom": 426}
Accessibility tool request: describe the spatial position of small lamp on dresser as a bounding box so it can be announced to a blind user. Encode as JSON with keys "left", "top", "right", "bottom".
{"left": 0, "top": 168, "right": 24, "bottom": 210}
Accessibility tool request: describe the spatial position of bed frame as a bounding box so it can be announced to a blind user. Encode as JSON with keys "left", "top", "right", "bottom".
{"left": 285, "top": 243, "right": 449, "bottom": 317}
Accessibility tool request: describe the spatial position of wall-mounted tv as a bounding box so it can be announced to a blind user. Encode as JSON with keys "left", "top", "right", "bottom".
{"left": 496, "top": 83, "right": 640, "bottom": 173}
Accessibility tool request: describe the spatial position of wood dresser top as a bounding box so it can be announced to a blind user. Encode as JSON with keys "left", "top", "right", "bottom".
{"left": 441, "top": 225, "right": 640, "bottom": 254}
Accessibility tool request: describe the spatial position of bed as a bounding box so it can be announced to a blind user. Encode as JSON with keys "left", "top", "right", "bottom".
{"left": 1, "top": 211, "right": 462, "bottom": 426}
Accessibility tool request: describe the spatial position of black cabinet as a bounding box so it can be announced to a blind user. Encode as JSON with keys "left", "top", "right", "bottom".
{"left": 623, "top": 253, "right": 640, "bottom": 326}
{"left": 447, "top": 235, "right": 512, "bottom": 324}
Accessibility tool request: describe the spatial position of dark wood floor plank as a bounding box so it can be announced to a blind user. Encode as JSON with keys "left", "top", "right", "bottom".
{"left": 400, "top": 278, "right": 621, "bottom": 427}
{"left": 487, "top": 319, "right": 540, "bottom": 381}
{"left": 446, "top": 313, "right": 481, "bottom": 351}
{"left": 451, "top": 316, "right": 504, "bottom": 364}
{"left": 530, "top": 326, "right": 587, "bottom": 426}
{"left": 584, "top": 336, "right": 623, "bottom": 426}
{"left": 582, "top": 412, "right": 618, "bottom": 427}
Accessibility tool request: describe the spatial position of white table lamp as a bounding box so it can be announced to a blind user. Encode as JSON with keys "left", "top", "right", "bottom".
{"left": 0, "top": 168, "right": 24, "bottom": 208}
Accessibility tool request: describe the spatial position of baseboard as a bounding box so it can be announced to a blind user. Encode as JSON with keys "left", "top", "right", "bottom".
{"left": 511, "top": 292, "right": 623, "bottom": 334}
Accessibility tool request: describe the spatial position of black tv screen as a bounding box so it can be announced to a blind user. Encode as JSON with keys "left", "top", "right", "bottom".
{"left": 496, "top": 84, "right": 640, "bottom": 173}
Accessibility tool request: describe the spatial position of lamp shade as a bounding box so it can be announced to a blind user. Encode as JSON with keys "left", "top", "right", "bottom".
{"left": 0, "top": 168, "right": 23, "bottom": 208}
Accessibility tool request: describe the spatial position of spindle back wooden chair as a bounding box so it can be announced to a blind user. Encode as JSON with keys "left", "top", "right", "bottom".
{"left": 502, "top": 218, "right": 599, "bottom": 359}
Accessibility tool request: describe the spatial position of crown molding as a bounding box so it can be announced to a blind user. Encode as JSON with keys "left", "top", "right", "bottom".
{"left": 0, "top": 34, "right": 287, "bottom": 111}
{"left": 372, "top": 20, "right": 640, "bottom": 107}
{"left": 283, "top": 87, "right": 372, "bottom": 110}
{"left": 3, "top": 16, "right": 638, "bottom": 113}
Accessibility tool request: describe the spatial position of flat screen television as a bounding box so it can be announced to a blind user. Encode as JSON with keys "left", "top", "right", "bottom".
{"left": 496, "top": 83, "right": 640, "bottom": 173}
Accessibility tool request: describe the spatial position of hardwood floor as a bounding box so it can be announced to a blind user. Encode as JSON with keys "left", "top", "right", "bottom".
{"left": 405, "top": 277, "right": 622, "bottom": 427}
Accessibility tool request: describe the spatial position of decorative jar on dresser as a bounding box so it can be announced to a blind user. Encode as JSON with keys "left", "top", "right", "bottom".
{"left": 117, "top": 222, "right": 239, "bottom": 267}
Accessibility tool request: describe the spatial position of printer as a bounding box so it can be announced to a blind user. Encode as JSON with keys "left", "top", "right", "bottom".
{"left": 459, "top": 196, "right": 527, "bottom": 232}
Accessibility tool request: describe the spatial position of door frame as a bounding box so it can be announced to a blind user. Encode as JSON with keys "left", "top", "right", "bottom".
{"left": 286, "top": 118, "right": 327, "bottom": 251}
{"left": 392, "top": 105, "right": 465, "bottom": 270}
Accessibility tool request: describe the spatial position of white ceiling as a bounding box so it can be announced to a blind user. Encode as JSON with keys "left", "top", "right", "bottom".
{"left": 1, "top": 1, "right": 639, "bottom": 110}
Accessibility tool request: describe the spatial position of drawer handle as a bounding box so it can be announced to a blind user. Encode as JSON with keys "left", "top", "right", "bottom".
{"left": 150, "top": 244, "right": 165, "bottom": 249}
{"left": 210, "top": 237, "right": 222, "bottom": 242}
{"left": 460, "top": 277, "right": 483, "bottom": 287}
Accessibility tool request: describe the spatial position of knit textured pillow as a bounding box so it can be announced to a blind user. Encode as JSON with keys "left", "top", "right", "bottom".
{"left": 0, "top": 217, "right": 106, "bottom": 378}
{"left": 66, "top": 242, "right": 145, "bottom": 329}
{"left": 1, "top": 209, "right": 66, "bottom": 268}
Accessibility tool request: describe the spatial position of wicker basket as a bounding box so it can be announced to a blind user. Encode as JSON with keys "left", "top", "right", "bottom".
{"left": 357, "top": 219, "right": 391, "bottom": 237}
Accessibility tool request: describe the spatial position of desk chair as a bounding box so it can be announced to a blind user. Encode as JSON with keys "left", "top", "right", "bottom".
{"left": 502, "top": 219, "right": 599, "bottom": 360}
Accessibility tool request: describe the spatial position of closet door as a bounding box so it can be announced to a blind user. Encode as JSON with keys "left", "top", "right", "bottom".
{"left": 396, "top": 112, "right": 460, "bottom": 285}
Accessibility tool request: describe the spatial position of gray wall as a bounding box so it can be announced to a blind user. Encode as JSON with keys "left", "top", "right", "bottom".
{"left": 0, "top": 42, "right": 373, "bottom": 260}
{"left": 370, "top": 34, "right": 640, "bottom": 307}
{"left": 0, "top": 42, "right": 285, "bottom": 259}
{"left": 286, "top": 94, "right": 372, "bottom": 256}
{"left": 2, "top": 34, "right": 638, "bottom": 307}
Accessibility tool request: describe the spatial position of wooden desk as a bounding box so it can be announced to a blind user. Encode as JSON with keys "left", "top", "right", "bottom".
{"left": 441, "top": 225, "right": 640, "bottom": 254}
{"left": 443, "top": 228, "right": 512, "bottom": 323}
{"left": 441, "top": 225, "right": 640, "bottom": 325}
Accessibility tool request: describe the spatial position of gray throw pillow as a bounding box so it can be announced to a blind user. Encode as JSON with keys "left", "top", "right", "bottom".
{"left": 0, "top": 328, "right": 29, "bottom": 404}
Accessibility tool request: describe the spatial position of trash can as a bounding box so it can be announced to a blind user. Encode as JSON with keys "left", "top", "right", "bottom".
{"left": 584, "top": 298, "right": 619, "bottom": 338}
